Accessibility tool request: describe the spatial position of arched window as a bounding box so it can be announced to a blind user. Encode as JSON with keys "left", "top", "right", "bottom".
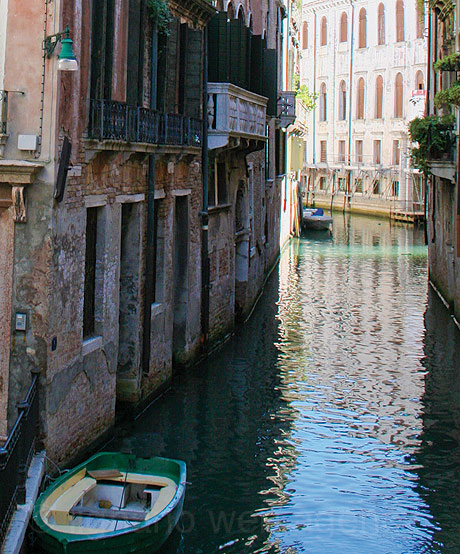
{"left": 375, "top": 75, "right": 383, "bottom": 118}
{"left": 357, "top": 78, "right": 365, "bottom": 119}
{"left": 340, "top": 12, "right": 348, "bottom": 42}
{"left": 321, "top": 16, "right": 327, "bottom": 46}
{"left": 320, "top": 82, "right": 327, "bottom": 121}
{"left": 227, "top": 1, "right": 235, "bottom": 18}
{"left": 302, "top": 22, "right": 308, "bottom": 49}
{"left": 416, "top": 3, "right": 424, "bottom": 38}
{"left": 415, "top": 70, "right": 424, "bottom": 90}
{"left": 395, "top": 72, "right": 403, "bottom": 117}
{"left": 377, "top": 3, "right": 385, "bottom": 45}
{"left": 396, "top": 0, "right": 404, "bottom": 42}
{"left": 339, "top": 80, "right": 347, "bottom": 120}
{"left": 237, "top": 5, "right": 245, "bottom": 21}
{"left": 359, "top": 8, "right": 367, "bottom": 48}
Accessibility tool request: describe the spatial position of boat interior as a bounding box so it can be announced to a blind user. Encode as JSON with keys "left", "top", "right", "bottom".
{"left": 40, "top": 469, "right": 177, "bottom": 534}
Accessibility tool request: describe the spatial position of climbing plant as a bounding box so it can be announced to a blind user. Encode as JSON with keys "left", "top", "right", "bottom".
{"left": 409, "top": 114, "right": 456, "bottom": 176}
{"left": 147, "top": 0, "right": 172, "bottom": 35}
{"left": 296, "top": 85, "right": 317, "bottom": 111}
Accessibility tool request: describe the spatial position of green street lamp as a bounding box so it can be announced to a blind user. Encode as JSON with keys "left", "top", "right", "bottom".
{"left": 44, "top": 25, "right": 78, "bottom": 72}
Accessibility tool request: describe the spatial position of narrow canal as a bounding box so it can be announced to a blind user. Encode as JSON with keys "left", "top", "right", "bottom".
{"left": 113, "top": 213, "right": 460, "bottom": 553}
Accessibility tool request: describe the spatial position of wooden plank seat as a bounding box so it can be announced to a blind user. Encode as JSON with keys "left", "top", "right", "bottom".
{"left": 69, "top": 505, "right": 146, "bottom": 522}
{"left": 50, "top": 476, "right": 97, "bottom": 525}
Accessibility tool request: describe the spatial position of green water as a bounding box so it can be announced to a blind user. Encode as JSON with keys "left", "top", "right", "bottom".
{"left": 115, "top": 214, "right": 460, "bottom": 553}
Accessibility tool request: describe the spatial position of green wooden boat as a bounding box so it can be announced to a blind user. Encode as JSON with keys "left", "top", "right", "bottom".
{"left": 32, "top": 452, "right": 186, "bottom": 554}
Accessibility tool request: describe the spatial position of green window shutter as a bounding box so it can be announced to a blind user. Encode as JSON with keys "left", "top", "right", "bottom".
{"left": 263, "top": 48, "right": 278, "bottom": 116}
{"left": 229, "top": 18, "right": 243, "bottom": 87}
{"left": 250, "top": 34, "right": 265, "bottom": 95}
{"left": 90, "top": 0, "right": 114, "bottom": 100}
{"left": 185, "top": 28, "right": 203, "bottom": 118}
{"left": 127, "top": 0, "right": 142, "bottom": 106}
{"left": 208, "top": 12, "right": 229, "bottom": 83}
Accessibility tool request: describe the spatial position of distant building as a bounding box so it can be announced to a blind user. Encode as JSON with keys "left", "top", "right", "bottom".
{"left": 300, "top": 0, "right": 427, "bottom": 221}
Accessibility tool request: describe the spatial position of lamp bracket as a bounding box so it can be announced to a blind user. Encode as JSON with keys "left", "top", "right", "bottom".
{"left": 44, "top": 25, "right": 70, "bottom": 58}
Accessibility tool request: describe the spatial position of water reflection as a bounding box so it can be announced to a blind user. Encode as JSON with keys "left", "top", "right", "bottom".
{"left": 111, "top": 214, "right": 460, "bottom": 553}
{"left": 413, "top": 287, "right": 460, "bottom": 553}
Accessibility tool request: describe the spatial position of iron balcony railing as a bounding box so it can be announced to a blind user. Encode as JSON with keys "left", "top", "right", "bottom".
{"left": 0, "top": 370, "right": 40, "bottom": 544}
{"left": 0, "top": 91, "right": 8, "bottom": 134}
{"left": 88, "top": 99, "right": 203, "bottom": 147}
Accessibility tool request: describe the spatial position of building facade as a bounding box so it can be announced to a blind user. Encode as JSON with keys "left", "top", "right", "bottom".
{"left": 425, "top": 0, "right": 460, "bottom": 323}
{"left": 0, "top": 0, "right": 291, "bottom": 471}
{"left": 301, "top": 0, "right": 427, "bottom": 221}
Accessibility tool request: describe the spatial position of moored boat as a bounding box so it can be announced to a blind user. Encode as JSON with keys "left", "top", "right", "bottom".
{"left": 302, "top": 207, "right": 333, "bottom": 231}
{"left": 32, "top": 452, "right": 186, "bottom": 554}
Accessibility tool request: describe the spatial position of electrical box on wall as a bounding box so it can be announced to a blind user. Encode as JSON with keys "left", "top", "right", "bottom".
{"left": 15, "top": 312, "right": 27, "bottom": 331}
{"left": 18, "top": 134, "right": 38, "bottom": 151}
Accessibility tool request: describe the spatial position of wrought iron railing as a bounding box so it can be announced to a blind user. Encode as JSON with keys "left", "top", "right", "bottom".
{"left": 88, "top": 99, "right": 202, "bottom": 147}
{"left": 0, "top": 370, "right": 40, "bottom": 544}
{"left": 0, "top": 91, "right": 8, "bottom": 134}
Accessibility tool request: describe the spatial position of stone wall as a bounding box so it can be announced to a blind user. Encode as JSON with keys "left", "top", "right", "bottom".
{"left": 428, "top": 178, "right": 460, "bottom": 323}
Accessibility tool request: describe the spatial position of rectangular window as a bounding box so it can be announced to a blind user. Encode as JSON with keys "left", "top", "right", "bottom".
{"left": 208, "top": 160, "right": 228, "bottom": 207}
{"left": 356, "top": 140, "right": 363, "bottom": 163}
{"left": 275, "top": 129, "right": 286, "bottom": 175}
{"left": 217, "top": 162, "right": 227, "bottom": 204}
{"left": 338, "top": 140, "right": 346, "bottom": 162}
{"left": 338, "top": 177, "right": 346, "bottom": 191}
{"left": 373, "top": 179, "right": 381, "bottom": 195}
{"left": 373, "top": 140, "right": 381, "bottom": 165}
{"left": 392, "top": 180, "right": 399, "bottom": 197}
{"left": 355, "top": 178, "right": 363, "bottom": 193}
{"left": 83, "top": 208, "right": 99, "bottom": 338}
{"left": 319, "top": 176, "right": 327, "bottom": 190}
{"left": 320, "top": 140, "right": 327, "bottom": 162}
{"left": 393, "top": 140, "right": 400, "bottom": 166}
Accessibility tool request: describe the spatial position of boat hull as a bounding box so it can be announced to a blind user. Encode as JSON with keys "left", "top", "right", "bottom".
{"left": 302, "top": 209, "right": 333, "bottom": 231}
{"left": 32, "top": 453, "right": 186, "bottom": 554}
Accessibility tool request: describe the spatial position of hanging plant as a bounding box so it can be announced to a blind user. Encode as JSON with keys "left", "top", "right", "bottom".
{"left": 147, "top": 0, "right": 172, "bottom": 35}
{"left": 434, "top": 81, "right": 460, "bottom": 107}
{"left": 434, "top": 52, "right": 460, "bottom": 71}
{"left": 409, "top": 114, "right": 456, "bottom": 176}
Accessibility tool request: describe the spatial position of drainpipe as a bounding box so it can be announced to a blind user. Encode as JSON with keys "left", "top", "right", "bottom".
{"left": 312, "top": 9, "right": 316, "bottom": 166}
{"left": 200, "top": 25, "right": 210, "bottom": 353}
{"left": 346, "top": 0, "right": 355, "bottom": 211}
{"left": 142, "top": 23, "right": 159, "bottom": 374}
{"left": 424, "top": 10, "right": 432, "bottom": 245}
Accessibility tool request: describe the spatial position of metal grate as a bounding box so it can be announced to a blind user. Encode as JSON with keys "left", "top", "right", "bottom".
{"left": 0, "top": 372, "right": 39, "bottom": 544}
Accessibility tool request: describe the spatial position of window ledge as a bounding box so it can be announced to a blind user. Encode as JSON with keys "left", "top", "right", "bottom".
{"left": 82, "top": 335, "right": 102, "bottom": 356}
{"left": 151, "top": 302, "right": 165, "bottom": 318}
{"left": 208, "top": 203, "right": 232, "bottom": 214}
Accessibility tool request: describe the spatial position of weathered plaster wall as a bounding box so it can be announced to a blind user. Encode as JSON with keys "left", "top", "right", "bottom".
{"left": 8, "top": 180, "right": 53, "bottom": 431}
{"left": 0, "top": 0, "right": 7, "bottom": 89}
{"left": 0, "top": 203, "right": 13, "bottom": 439}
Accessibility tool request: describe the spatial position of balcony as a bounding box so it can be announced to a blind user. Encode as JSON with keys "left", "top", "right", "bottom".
{"left": 87, "top": 99, "right": 203, "bottom": 152}
{"left": 0, "top": 91, "right": 8, "bottom": 158}
{"left": 207, "top": 83, "right": 267, "bottom": 151}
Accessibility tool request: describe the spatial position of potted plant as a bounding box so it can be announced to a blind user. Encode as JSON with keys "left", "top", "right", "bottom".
{"left": 409, "top": 114, "right": 456, "bottom": 177}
